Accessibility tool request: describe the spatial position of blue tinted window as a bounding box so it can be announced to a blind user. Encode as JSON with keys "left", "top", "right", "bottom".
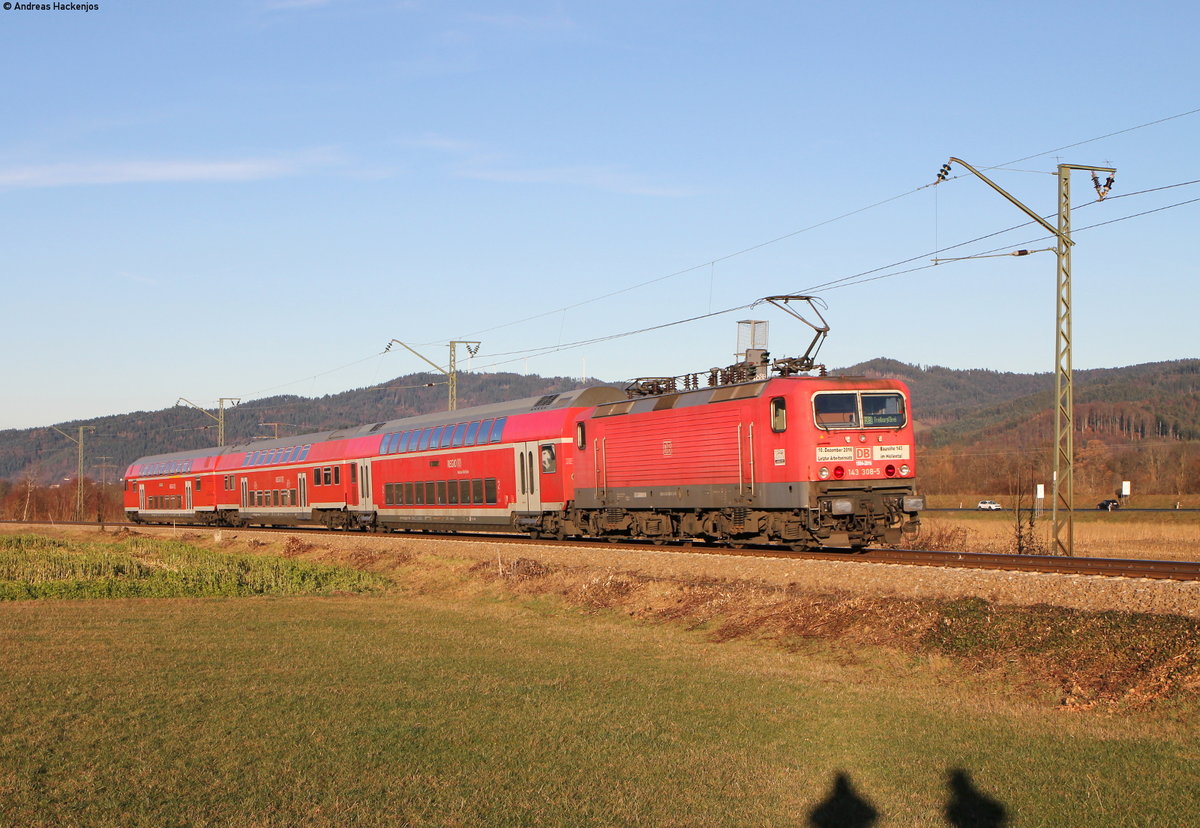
{"left": 451, "top": 423, "right": 467, "bottom": 447}
{"left": 477, "top": 420, "right": 493, "bottom": 444}
{"left": 280, "top": 447, "right": 294, "bottom": 463}
{"left": 465, "top": 421, "right": 480, "bottom": 446}
{"left": 418, "top": 428, "right": 434, "bottom": 451}
{"left": 489, "top": 417, "right": 507, "bottom": 443}
{"left": 381, "top": 434, "right": 394, "bottom": 455}
{"left": 395, "top": 432, "right": 409, "bottom": 452}
{"left": 440, "top": 426, "right": 457, "bottom": 448}
{"left": 299, "top": 445, "right": 311, "bottom": 462}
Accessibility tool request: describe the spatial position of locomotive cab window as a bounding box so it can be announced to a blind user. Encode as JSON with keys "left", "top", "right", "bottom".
{"left": 769, "top": 397, "right": 787, "bottom": 432}
{"left": 813, "top": 391, "right": 907, "bottom": 430}
{"left": 814, "top": 393, "right": 858, "bottom": 429}
{"left": 861, "top": 393, "right": 906, "bottom": 428}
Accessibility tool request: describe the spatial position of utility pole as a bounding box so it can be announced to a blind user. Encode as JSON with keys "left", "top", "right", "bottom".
{"left": 935, "top": 157, "right": 1115, "bottom": 557}
{"left": 258, "top": 422, "right": 288, "bottom": 439}
{"left": 384, "top": 339, "right": 481, "bottom": 411}
{"left": 52, "top": 425, "right": 95, "bottom": 522}
{"left": 95, "top": 456, "right": 114, "bottom": 486}
{"left": 177, "top": 397, "right": 241, "bottom": 446}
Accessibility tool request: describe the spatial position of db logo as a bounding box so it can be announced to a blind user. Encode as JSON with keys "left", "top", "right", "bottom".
{"left": 854, "top": 447, "right": 872, "bottom": 460}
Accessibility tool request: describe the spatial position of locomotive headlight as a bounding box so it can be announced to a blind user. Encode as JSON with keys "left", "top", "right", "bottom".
{"left": 900, "top": 464, "right": 910, "bottom": 476}
{"left": 831, "top": 499, "right": 854, "bottom": 515}
{"left": 819, "top": 467, "right": 830, "bottom": 480}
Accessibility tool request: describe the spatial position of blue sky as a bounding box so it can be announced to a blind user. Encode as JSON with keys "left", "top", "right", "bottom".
{"left": 1, "top": 0, "right": 1197, "bottom": 430}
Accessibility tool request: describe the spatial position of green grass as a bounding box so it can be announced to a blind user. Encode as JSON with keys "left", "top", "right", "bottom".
{"left": 2, "top": 588, "right": 1198, "bottom": 826}
{"left": 0, "top": 533, "right": 388, "bottom": 600}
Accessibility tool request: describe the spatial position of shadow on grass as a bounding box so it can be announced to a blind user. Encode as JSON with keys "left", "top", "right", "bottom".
{"left": 807, "top": 768, "right": 1008, "bottom": 827}
{"left": 808, "top": 773, "right": 878, "bottom": 827}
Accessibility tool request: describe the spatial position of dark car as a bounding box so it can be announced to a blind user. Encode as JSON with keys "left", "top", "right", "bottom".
{"left": 1097, "top": 499, "right": 1120, "bottom": 511}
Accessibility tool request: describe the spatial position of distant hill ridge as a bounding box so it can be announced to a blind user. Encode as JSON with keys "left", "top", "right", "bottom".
{"left": 2, "top": 360, "right": 1197, "bottom": 485}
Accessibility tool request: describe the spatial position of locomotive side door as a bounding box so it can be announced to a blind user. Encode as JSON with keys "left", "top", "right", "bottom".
{"left": 515, "top": 442, "right": 544, "bottom": 513}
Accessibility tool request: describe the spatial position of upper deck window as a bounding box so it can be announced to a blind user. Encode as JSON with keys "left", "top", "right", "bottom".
{"left": 813, "top": 391, "right": 906, "bottom": 430}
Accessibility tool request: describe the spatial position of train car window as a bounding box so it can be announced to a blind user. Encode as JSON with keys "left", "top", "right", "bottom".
{"left": 437, "top": 481, "right": 447, "bottom": 504}
{"left": 417, "top": 428, "right": 433, "bottom": 451}
{"left": 350, "top": 465, "right": 357, "bottom": 484}
{"left": 333, "top": 467, "right": 341, "bottom": 485}
{"left": 425, "top": 482, "right": 436, "bottom": 505}
{"left": 440, "top": 427, "right": 456, "bottom": 449}
{"left": 489, "top": 417, "right": 506, "bottom": 443}
{"left": 477, "top": 420, "right": 493, "bottom": 444}
{"left": 472, "top": 479, "right": 484, "bottom": 505}
{"left": 381, "top": 434, "right": 393, "bottom": 455}
{"left": 313, "top": 469, "right": 321, "bottom": 486}
{"left": 451, "top": 423, "right": 467, "bottom": 447}
{"left": 770, "top": 397, "right": 787, "bottom": 432}
{"left": 272, "top": 490, "right": 280, "bottom": 506}
{"left": 459, "top": 480, "right": 472, "bottom": 504}
{"left": 323, "top": 468, "right": 332, "bottom": 486}
{"left": 383, "top": 484, "right": 393, "bottom": 506}
{"left": 484, "top": 478, "right": 498, "bottom": 505}
{"left": 465, "top": 421, "right": 480, "bottom": 446}
{"left": 540, "top": 444, "right": 556, "bottom": 474}
{"left": 299, "top": 445, "right": 311, "bottom": 462}
{"left": 404, "top": 482, "right": 414, "bottom": 505}
{"left": 813, "top": 393, "right": 859, "bottom": 429}
{"left": 447, "top": 482, "right": 459, "bottom": 504}
{"left": 576, "top": 422, "right": 586, "bottom": 450}
{"left": 290, "top": 488, "right": 298, "bottom": 505}
{"left": 414, "top": 483, "right": 425, "bottom": 505}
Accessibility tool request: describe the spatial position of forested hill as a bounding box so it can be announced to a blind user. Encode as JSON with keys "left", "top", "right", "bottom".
{"left": 0, "top": 372, "right": 593, "bottom": 484}
{"left": 1, "top": 360, "right": 1197, "bottom": 485}
{"left": 837, "top": 358, "right": 1200, "bottom": 447}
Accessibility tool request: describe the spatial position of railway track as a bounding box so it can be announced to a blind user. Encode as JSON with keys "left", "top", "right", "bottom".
{"left": 7, "top": 520, "right": 1200, "bottom": 583}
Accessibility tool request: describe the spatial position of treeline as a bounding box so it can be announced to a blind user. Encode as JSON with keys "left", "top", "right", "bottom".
{"left": 920, "top": 439, "right": 1200, "bottom": 498}
{"left": 0, "top": 479, "right": 123, "bottom": 523}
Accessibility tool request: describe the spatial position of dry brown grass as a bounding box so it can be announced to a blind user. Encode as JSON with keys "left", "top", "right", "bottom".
{"left": 916, "top": 515, "right": 1200, "bottom": 560}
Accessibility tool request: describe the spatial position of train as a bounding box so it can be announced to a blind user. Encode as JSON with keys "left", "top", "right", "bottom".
{"left": 123, "top": 362, "right": 925, "bottom": 550}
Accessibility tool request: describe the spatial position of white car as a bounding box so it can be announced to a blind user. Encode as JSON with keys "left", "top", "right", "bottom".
{"left": 977, "top": 500, "right": 1002, "bottom": 511}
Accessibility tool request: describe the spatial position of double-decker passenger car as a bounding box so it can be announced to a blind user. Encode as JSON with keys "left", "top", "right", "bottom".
{"left": 124, "top": 374, "right": 923, "bottom": 550}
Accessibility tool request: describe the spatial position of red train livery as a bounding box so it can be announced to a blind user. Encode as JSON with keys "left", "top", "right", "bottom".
{"left": 125, "top": 375, "right": 923, "bottom": 549}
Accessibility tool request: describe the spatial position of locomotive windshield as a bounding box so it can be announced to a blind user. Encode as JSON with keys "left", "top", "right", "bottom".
{"left": 813, "top": 391, "right": 906, "bottom": 430}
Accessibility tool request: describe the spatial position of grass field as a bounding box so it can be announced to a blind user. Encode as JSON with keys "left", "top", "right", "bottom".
{"left": 2, "top": 532, "right": 1199, "bottom": 825}
{"left": 914, "top": 510, "right": 1200, "bottom": 560}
